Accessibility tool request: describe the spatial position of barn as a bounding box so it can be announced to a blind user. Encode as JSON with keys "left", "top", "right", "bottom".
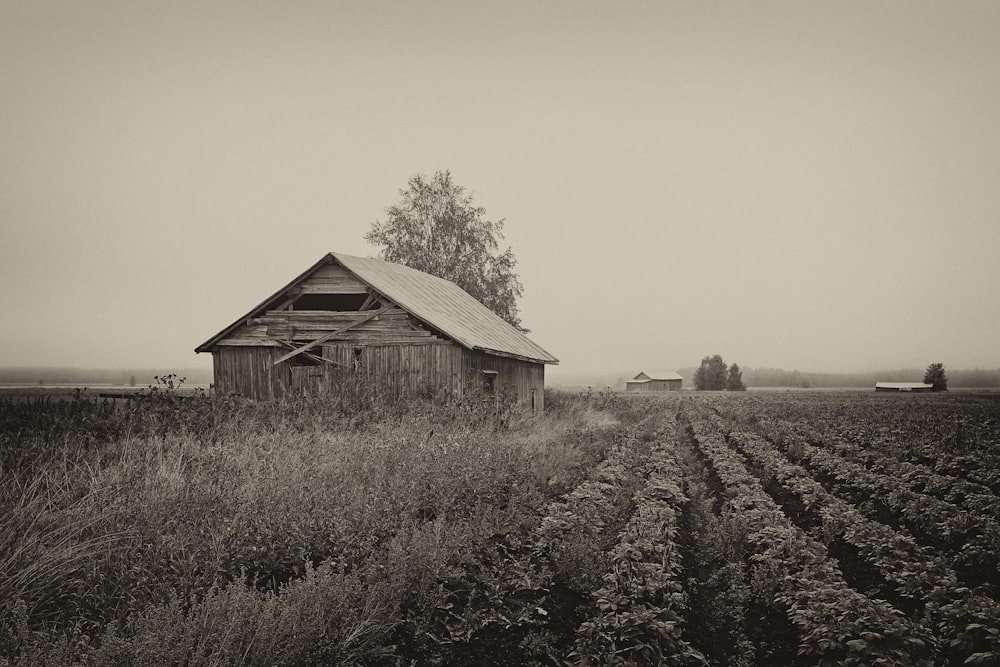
{"left": 875, "top": 382, "right": 934, "bottom": 393}
{"left": 195, "top": 252, "right": 558, "bottom": 410}
{"left": 625, "top": 371, "right": 683, "bottom": 392}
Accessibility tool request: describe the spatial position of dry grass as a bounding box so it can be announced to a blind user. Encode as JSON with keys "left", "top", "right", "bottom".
{"left": 1, "top": 388, "right": 625, "bottom": 664}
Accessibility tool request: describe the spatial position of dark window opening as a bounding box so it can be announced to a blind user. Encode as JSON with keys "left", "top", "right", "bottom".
{"left": 352, "top": 347, "right": 363, "bottom": 373}
{"left": 481, "top": 370, "right": 498, "bottom": 395}
{"left": 289, "top": 348, "right": 323, "bottom": 367}
{"left": 293, "top": 293, "right": 370, "bottom": 311}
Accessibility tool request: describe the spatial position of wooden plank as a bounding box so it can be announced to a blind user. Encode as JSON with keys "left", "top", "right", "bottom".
{"left": 273, "top": 305, "right": 393, "bottom": 365}
{"left": 311, "top": 264, "right": 353, "bottom": 279}
{"left": 263, "top": 309, "right": 407, "bottom": 319}
{"left": 347, "top": 339, "right": 450, "bottom": 346}
{"left": 265, "top": 319, "right": 415, "bottom": 332}
{"left": 268, "top": 293, "right": 299, "bottom": 312}
{"left": 299, "top": 274, "right": 367, "bottom": 285}
{"left": 216, "top": 339, "right": 283, "bottom": 347}
{"left": 268, "top": 327, "right": 430, "bottom": 342}
{"left": 300, "top": 277, "right": 367, "bottom": 287}
{"left": 274, "top": 339, "right": 347, "bottom": 367}
{"left": 227, "top": 322, "right": 271, "bottom": 336}
{"left": 311, "top": 331, "right": 433, "bottom": 340}
{"left": 359, "top": 289, "right": 382, "bottom": 311}
{"left": 296, "top": 284, "right": 369, "bottom": 295}
{"left": 309, "top": 338, "right": 440, "bottom": 345}
{"left": 282, "top": 328, "right": 429, "bottom": 338}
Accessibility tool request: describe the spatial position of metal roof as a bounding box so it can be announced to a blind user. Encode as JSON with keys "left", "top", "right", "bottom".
{"left": 875, "top": 382, "right": 933, "bottom": 390}
{"left": 634, "top": 371, "right": 683, "bottom": 381}
{"left": 196, "top": 252, "right": 558, "bottom": 365}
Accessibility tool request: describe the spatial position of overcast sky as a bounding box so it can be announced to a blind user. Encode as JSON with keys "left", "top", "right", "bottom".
{"left": 2, "top": 0, "right": 998, "bottom": 380}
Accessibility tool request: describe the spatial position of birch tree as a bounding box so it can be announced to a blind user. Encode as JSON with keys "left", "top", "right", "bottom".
{"left": 366, "top": 170, "right": 525, "bottom": 331}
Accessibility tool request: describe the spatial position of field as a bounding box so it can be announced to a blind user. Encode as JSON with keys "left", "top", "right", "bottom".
{"left": 1, "top": 388, "right": 999, "bottom": 666}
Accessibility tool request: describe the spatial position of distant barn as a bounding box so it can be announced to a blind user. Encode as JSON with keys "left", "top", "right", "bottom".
{"left": 626, "top": 371, "right": 683, "bottom": 392}
{"left": 195, "top": 252, "right": 558, "bottom": 410}
{"left": 875, "top": 382, "right": 933, "bottom": 393}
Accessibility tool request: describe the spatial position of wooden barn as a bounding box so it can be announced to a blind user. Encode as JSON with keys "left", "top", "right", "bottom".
{"left": 195, "top": 252, "right": 558, "bottom": 410}
{"left": 625, "top": 371, "right": 683, "bottom": 392}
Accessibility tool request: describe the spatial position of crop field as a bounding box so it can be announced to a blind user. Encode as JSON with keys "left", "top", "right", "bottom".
{"left": 1, "top": 388, "right": 999, "bottom": 666}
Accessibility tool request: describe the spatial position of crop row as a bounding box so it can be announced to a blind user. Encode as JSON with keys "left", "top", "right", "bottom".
{"left": 683, "top": 404, "right": 933, "bottom": 667}
{"left": 537, "top": 424, "right": 658, "bottom": 595}
{"left": 716, "top": 393, "right": 1000, "bottom": 494}
{"left": 752, "top": 419, "right": 1000, "bottom": 587}
{"left": 726, "top": 429, "right": 1000, "bottom": 666}
{"left": 765, "top": 418, "right": 1000, "bottom": 527}
{"left": 535, "top": 420, "right": 665, "bottom": 662}
{"left": 573, "top": 435, "right": 707, "bottom": 666}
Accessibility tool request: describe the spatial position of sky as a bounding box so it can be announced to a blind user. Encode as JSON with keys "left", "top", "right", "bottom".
{"left": 2, "top": 0, "right": 999, "bottom": 381}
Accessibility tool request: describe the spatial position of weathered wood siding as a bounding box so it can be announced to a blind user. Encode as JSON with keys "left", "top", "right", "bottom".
{"left": 297, "top": 263, "right": 368, "bottom": 293}
{"left": 214, "top": 347, "right": 289, "bottom": 400}
{"left": 461, "top": 349, "right": 545, "bottom": 411}
{"left": 221, "top": 308, "right": 438, "bottom": 346}
{"left": 287, "top": 342, "right": 463, "bottom": 398}
{"left": 214, "top": 343, "right": 545, "bottom": 409}
{"left": 647, "top": 379, "right": 682, "bottom": 391}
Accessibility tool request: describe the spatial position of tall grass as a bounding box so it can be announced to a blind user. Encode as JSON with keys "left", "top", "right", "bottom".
{"left": 0, "top": 387, "right": 626, "bottom": 664}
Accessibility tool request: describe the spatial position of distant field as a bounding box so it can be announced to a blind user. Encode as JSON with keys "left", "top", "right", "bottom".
{"left": 2, "top": 390, "right": 998, "bottom": 665}
{"left": 0, "top": 384, "right": 211, "bottom": 401}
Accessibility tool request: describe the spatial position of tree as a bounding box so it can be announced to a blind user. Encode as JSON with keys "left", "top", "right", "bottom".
{"left": 924, "top": 362, "right": 948, "bottom": 392}
{"left": 695, "top": 355, "right": 729, "bottom": 390}
{"left": 706, "top": 355, "right": 728, "bottom": 390}
{"left": 693, "top": 362, "right": 707, "bottom": 391}
{"left": 365, "top": 170, "right": 526, "bottom": 330}
{"left": 726, "top": 363, "right": 746, "bottom": 391}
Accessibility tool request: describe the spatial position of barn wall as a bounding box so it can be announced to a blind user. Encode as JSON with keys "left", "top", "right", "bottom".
{"left": 648, "top": 379, "right": 682, "bottom": 391}
{"left": 214, "top": 342, "right": 546, "bottom": 410}
{"left": 461, "top": 349, "right": 546, "bottom": 411}
{"left": 214, "top": 347, "right": 289, "bottom": 400}
{"left": 307, "top": 341, "right": 465, "bottom": 399}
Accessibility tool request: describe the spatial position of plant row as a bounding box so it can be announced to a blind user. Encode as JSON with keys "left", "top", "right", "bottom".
{"left": 755, "top": 419, "right": 1000, "bottom": 586}
{"left": 683, "top": 405, "right": 933, "bottom": 667}
{"left": 721, "top": 392, "right": 1000, "bottom": 494}
{"left": 799, "top": 420, "right": 1000, "bottom": 520}
{"left": 726, "top": 429, "right": 1000, "bottom": 666}
{"left": 572, "top": 432, "right": 708, "bottom": 666}
{"left": 765, "top": 417, "right": 1000, "bottom": 541}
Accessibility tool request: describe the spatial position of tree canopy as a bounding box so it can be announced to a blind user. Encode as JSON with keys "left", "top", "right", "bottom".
{"left": 694, "top": 355, "right": 729, "bottom": 390}
{"left": 726, "top": 363, "right": 746, "bottom": 391}
{"left": 365, "top": 170, "right": 525, "bottom": 331}
{"left": 694, "top": 355, "right": 746, "bottom": 390}
{"left": 924, "top": 362, "right": 948, "bottom": 392}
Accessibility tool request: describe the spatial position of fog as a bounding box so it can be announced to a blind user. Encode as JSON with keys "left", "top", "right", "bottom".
{"left": 2, "top": 1, "right": 998, "bottom": 380}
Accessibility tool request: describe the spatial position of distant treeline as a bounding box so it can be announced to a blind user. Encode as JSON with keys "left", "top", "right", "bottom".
{"left": 0, "top": 367, "right": 214, "bottom": 386}
{"left": 677, "top": 367, "right": 1000, "bottom": 389}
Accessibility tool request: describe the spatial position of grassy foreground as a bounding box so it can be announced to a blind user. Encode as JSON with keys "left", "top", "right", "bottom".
{"left": 0, "top": 387, "right": 633, "bottom": 665}
{"left": 7, "top": 388, "right": 998, "bottom": 666}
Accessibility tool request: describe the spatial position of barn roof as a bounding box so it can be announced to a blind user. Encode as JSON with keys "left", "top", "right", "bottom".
{"left": 634, "top": 371, "right": 683, "bottom": 381}
{"left": 196, "top": 252, "right": 558, "bottom": 365}
{"left": 875, "top": 382, "right": 933, "bottom": 390}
